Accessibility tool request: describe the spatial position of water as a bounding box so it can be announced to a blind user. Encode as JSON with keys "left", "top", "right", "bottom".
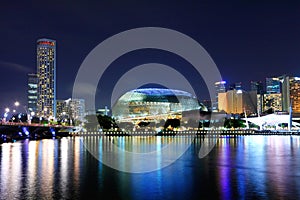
{"left": 0, "top": 135, "right": 300, "bottom": 200}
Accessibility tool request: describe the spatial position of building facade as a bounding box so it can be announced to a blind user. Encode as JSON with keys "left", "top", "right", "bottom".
{"left": 56, "top": 100, "right": 67, "bottom": 119}
{"left": 289, "top": 77, "right": 300, "bottom": 113}
{"left": 113, "top": 88, "right": 206, "bottom": 122}
{"left": 36, "top": 38, "right": 56, "bottom": 118}
{"left": 266, "top": 77, "right": 280, "bottom": 94}
{"left": 56, "top": 98, "right": 86, "bottom": 123}
{"left": 274, "top": 75, "right": 300, "bottom": 113}
{"left": 27, "top": 73, "right": 38, "bottom": 113}
{"left": 213, "top": 81, "right": 226, "bottom": 111}
{"left": 218, "top": 90, "right": 257, "bottom": 115}
{"left": 264, "top": 93, "right": 282, "bottom": 112}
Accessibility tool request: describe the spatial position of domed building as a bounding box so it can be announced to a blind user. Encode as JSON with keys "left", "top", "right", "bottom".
{"left": 112, "top": 88, "right": 207, "bottom": 123}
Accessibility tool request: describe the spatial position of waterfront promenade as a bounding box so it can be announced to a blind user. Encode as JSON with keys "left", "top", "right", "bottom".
{"left": 1, "top": 121, "right": 300, "bottom": 143}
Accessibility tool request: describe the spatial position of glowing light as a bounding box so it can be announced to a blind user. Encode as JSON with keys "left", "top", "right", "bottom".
{"left": 22, "top": 127, "right": 30, "bottom": 136}
{"left": 50, "top": 128, "right": 55, "bottom": 136}
{"left": 14, "top": 101, "right": 20, "bottom": 107}
{"left": 295, "top": 77, "right": 300, "bottom": 81}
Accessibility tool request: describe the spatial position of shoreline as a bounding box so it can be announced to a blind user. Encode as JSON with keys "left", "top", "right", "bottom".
{"left": 1, "top": 129, "right": 300, "bottom": 144}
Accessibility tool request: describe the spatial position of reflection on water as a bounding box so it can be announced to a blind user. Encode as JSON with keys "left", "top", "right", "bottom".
{"left": 0, "top": 136, "right": 300, "bottom": 199}
{"left": 84, "top": 136, "right": 195, "bottom": 173}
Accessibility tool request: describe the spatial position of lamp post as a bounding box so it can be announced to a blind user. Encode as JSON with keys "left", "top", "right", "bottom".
{"left": 13, "top": 101, "right": 30, "bottom": 123}
{"left": 3, "top": 108, "right": 10, "bottom": 122}
{"left": 14, "top": 101, "right": 20, "bottom": 107}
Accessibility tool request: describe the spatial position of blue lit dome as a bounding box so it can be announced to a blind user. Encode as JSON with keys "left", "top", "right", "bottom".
{"left": 112, "top": 88, "right": 207, "bottom": 121}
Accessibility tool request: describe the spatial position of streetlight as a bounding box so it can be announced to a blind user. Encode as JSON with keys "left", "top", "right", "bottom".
{"left": 14, "top": 101, "right": 20, "bottom": 107}
{"left": 3, "top": 108, "right": 10, "bottom": 122}
{"left": 13, "top": 101, "right": 30, "bottom": 123}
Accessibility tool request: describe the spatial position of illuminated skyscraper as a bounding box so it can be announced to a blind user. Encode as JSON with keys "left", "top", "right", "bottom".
{"left": 36, "top": 38, "right": 56, "bottom": 118}
{"left": 27, "top": 73, "right": 38, "bottom": 113}
{"left": 56, "top": 98, "right": 86, "bottom": 124}
{"left": 266, "top": 78, "right": 280, "bottom": 94}
{"left": 214, "top": 81, "right": 226, "bottom": 111}
{"left": 218, "top": 90, "right": 257, "bottom": 115}
{"left": 272, "top": 75, "right": 300, "bottom": 113}
{"left": 289, "top": 77, "right": 300, "bottom": 113}
{"left": 259, "top": 93, "right": 282, "bottom": 113}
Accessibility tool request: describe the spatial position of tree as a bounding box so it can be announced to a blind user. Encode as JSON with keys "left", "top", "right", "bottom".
{"left": 97, "top": 115, "right": 118, "bottom": 130}
{"left": 164, "top": 119, "right": 180, "bottom": 131}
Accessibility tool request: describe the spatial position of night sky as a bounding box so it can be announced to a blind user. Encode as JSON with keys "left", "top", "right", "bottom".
{"left": 1, "top": 0, "right": 300, "bottom": 112}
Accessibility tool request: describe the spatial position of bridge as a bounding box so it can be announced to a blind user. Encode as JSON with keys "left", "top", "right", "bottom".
{"left": 0, "top": 122, "right": 77, "bottom": 143}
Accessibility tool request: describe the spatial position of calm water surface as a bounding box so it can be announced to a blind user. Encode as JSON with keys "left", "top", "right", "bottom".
{"left": 0, "top": 135, "right": 300, "bottom": 200}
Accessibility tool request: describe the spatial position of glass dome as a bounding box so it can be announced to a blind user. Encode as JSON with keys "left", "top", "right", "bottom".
{"left": 112, "top": 88, "right": 207, "bottom": 121}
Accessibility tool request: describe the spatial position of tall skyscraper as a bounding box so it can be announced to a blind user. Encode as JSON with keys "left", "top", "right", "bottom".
{"left": 277, "top": 75, "right": 290, "bottom": 112}
{"left": 213, "top": 81, "right": 226, "bottom": 111}
{"left": 263, "top": 93, "right": 282, "bottom": 113}
{"left": 289, "top": 77, "right": 300, "bottom": 113}
{"left": 266, "top": 78, "right": 280, "bottom": 94}
{"left": 274, "top": 75, "right": 300, "bottom": 113}
{"left": 56, "top": 98, "right": 86, "bottom": 124}
{"left": 36, "top": 38, "right": 56, "bottom": 118}
{"left": 27, "top": 73, "right": 38, "bottom": 113}
{"left": 218, "top": 89, "right": 257, "bottom": 114}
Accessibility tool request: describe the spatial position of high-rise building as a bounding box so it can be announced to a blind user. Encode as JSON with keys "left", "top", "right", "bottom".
{"left": 218, "top": 89, "right": 257, "bottom": 115}
{"left": 275, "top": 75, "right": 300, "bottom": 113}
{"left": 213, "top": 81, "right": 226, "bottom": 111}
{"left": 251, "top": 81, "right": 264, "bottom": 115}
{"left": 36, "top": 38, "right": 56, "bottom": 118}
{"left": 250, "top": 81, "right": 264, "bottom": 94}
{"left": 278, "top": 75, "right": 290, "bottom": 112}
{"left": 258, "top": 93, "right": 282, "bottom": 113}
{"left": 56, "top": 98, "right": 86, "bottom": 124}
{"left": 266, "top": 78, "right": 280, "bottom": 94}
{"left": 27, "top": 73, "right": 38, "bottom": 113}
{"left": 67, "top": 98, "right": 86, "bottom": 123}
{"left": 289, "top": 77, "right": 300, "bottom": 113}
{"left": 56, "top": 100, "right": 67, "bottom": 119}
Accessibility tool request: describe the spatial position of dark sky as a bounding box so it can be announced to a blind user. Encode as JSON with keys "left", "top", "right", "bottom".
{"left": 1, "top": 0, "right": 300, "bottom": 112}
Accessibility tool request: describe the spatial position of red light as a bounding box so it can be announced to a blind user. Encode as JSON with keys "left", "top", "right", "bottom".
{"left": 38, "top": 41, "right": 55, "bottom": 46}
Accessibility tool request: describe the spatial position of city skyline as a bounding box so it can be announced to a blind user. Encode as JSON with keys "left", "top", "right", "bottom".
{"left": 1, "top": 0, "right": 300, "bottom": 112}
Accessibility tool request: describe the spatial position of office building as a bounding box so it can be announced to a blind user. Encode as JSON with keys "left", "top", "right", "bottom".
{"left": 274, "top": 75, "right": 300, "bottom": 113}
{"left": 218, "top": 89, "right": 257, "bottom": 115}
{"left": 264, "top": 93, "right": 282, "bottom": 113}
{"left": 36, "top": 38, "right": 56, "bottom": 118}
{"left": 213, "top": 81, "right": 226, "bottom": 111}
{"left": 66, "top": 98, "right": 86, "bottom": 123}
{"left": 289, "top": 77, "right": 300, "bottom": 113}
{"left": 266, "top": 77, "right": 280, "bottom": 94}
{"left": 27, "top": 73, "right": 38, "bottom": 113}
{"left": 56, "top": 100, "right": 67, "bottom": 119}
{"left": 56, "top": 98, "right": 86, "bottom": 123}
